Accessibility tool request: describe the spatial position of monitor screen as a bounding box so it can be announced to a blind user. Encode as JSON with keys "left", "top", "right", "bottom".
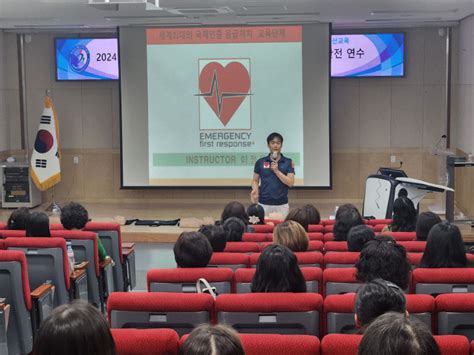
{"left": 331, "top": 33, "right": 404, "bottom": 77}
{"left": 55, "top": 38, "right": 119, "bottom": 81}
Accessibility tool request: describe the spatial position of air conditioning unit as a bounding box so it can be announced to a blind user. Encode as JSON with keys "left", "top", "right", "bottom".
{"left": 88, "top": 0, "right": 161, "bottom": 11}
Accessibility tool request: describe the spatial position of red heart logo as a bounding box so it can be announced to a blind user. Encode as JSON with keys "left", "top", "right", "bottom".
{"left": 199, "top": 61, "right": 250, "bottom": 126}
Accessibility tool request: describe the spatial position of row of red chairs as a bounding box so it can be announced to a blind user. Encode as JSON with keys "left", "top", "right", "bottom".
{"left": 111, "top": 329, "right": 471, "bottom": 355}
{"left": 145, "top": 266, "right": 474, "bottom": 297}
{"left": 107, "top": 291, "right": 474, "bottom": 340}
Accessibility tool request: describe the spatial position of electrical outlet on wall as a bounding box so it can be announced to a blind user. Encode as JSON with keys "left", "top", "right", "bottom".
{"left": 73, "top": 156, "right": 79, "bottom": 164}
{"left": 390, "top": 155, "right": 396, "bottom": 163}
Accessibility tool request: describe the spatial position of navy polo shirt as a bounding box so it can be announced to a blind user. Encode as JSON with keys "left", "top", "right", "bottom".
{"left": 254, "top": 154, "right": 295, "bottom": 205}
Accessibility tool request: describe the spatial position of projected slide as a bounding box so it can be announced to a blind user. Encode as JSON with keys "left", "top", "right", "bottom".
{"left": 55, "top": 38, "right": 119, "bottom": 81}
{"left": 331, "top": 33, "right": 404, "bottom": 77}
{"left": 146, "top": 26, "right": 304, "bottom": 186}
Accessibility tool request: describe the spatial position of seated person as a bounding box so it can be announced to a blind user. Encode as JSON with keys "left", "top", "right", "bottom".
{"left": 32, "top": 300, "right": 115, "bottom": 355}
{"left": 356, "top": 239, "right": 411, "bottom": 290}
{"left": 334, "top": 204, "right": 364, "bottom": 241}
{"left": 420, "top": 222, "right": 467, "bottom": 268}
{"left": 251, "top": 244, "right": 306, "bottom": 293}
{"left": 383, "top": 197, "right": 417, "bottom": 232}
{"left": 247, "top": 203, "right": 266, "bottom": 225}
{"left": 222, "top": 217, "right": 246, "bottom": 242}
{"left": 60, "top": 202, "right": 108, "bottom": 262}
{"left": 354, "top": 279, "right": 407, "bottom": 329}
{"left": 347, "top": 225, "right": 376, "bottom": 252}
{"left": 220, "top": 201, "right": 249, "bottom": 226}
{"left": 198, "top": 224, "right": 227, "bottom": 252}
{"left": 180, "top": 324, "right": 244, "bottom": 355}
{"left": 358, "top": 312, "right": 439, "bottom": 355}
{"left": 416, "top": 212, "right": 441, "bottom": 241}
{"left": 273, "top": 220, "right": 309, "bottom": 252}
{"left": 26, "top": 212, "right": 51, "bottom": 237}
{"left": 174, "top": 231, "right": 213, "bottom": 268}
{"left": 285, "top": 207, "right": 311, "bottom": 232}
{"left": 303, "top": 203, "right": 321, "bottom": 226}
{"left": 7, "top": 207, "right": 30, "bottom": 230}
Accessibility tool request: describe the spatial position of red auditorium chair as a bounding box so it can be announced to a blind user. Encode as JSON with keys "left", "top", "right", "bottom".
{"left": 307, "top": 232, "right": 324, "bottom": 241}
{"left": 224, "top": 242, "right": 260, "bottom": 253}
{"left": 108, "top": 292, "right": 214, "bottom": 336}
{"left": 250, "top": 225, "right": 274, "bottom": 233}
{"left": 112, "top": 328, "right": 179, "bottom": 355}
{"left": 258, "top": 240, "right": 324, "bottom": 252}
{"left": 436, "top": 293, "right": 474, "bottom": 341}
{"left": 323, "top": 241, "right": 349, "bottom": 252}
{"left": 308, "top": 225, "right": 324, "bottom": 233}
{"left": 323, "top": 293, "right": 435, "bottom": 334}
{"left": 249, "top": 251, "right": 323, "bottom": 268}
{"left": 398, "top": 241, "right": 426, "bottom": 252}
{"left": 321, "top": 334, "right": 469, "bottom": 355}
{"left": 0, "top": 240, "right": 5, "bottom": 249}
{"left": 264, "top": 219, "right": 283, "bottom": 225}
{"left": 0, "top": 230, "right": 26, "bottom": 238}
{"left": 216, "top": 293, "right": 323, "bottom": 336}
{"left": 243, "top": 233, "right": 270, "bottom": 243}
{"left": 323, "top": 252, "right": 359, "bottom": 268}
{"left": 323, "top": 268, "right": 361, "bottom": 297}
{"left": 147, "top": 268, "right": 233, "bottom": 294}
{"left": 6, "top": 237, "right": 87, "bottom": 306}
{"left": 180, "top": 333, "right": 320, "bottom": 355}
{"left": 372, "top": 224, "right": 387, "bottom": 232}
{"left": 323, "top": 233, "right": 334, "bottom": 242}
{"left": 412, "top": 268, "right": 474, "bottom": 295}
{"left": 365, "top": 219, "right": 392, "bottom": 226}
{"left": 234, "top": 267, "right": 322, "bottom": 293}
{"left": 320, "top": 220, "right": 336, "bottom": 226}
{"left": 323, "top": 225, "right": 334, "bottom": 233}
{"left": 379, "top": 231, "right": 416, "bottom": 241}
{"left": 0, "top": 250, "right": 55, "bottom": 354}
{"left": 0, "top": 222, "right": 6, "bottom": 229}
{"left": 208, "top": 253, "right": 249, "bottom": 270}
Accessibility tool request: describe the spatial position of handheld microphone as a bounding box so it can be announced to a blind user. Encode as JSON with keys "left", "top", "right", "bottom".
{"left": 271, "top": 152, "right": 278, "bottom": 160}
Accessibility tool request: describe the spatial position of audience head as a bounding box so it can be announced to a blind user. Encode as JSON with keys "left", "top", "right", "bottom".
{"left": 347, "top": 225, "right": 376, "bottom": 252}
{"left": 180, "top": 324, "right": 244, "bottom": 355}
{"left": 273, "top": 220, "right": 309, "bottom": 252}
{"left": 302, "top": 204, "right": 321, "bottom": 225}
{"left": 26, "top": 212, "right": 51, "bottom": 237}
{"left": 198, "top": 224, "right": 227, "bottom": 252}
{"left": 390, "top": 196, "right": 417, "bottom": 232}
{"left": 174, "top": 231, "right": 213, "bottom": 268}
{"left": 420, "top": 222, "right": 467, "bottom": 268}
{"left": 32, "top": 300, "right": 116, "bottom": 355}
{"left": 354, "top": 279, "right": 406, "bottom": 328}
{"left": 60, "top": 202, "right": 89, "bottom": 230}
{"left": 221, "top": 201, "right": 248, "bottom": 225}
{"left": 251, "top": 244, "right": 306, "bottom": 293}
{"left": 247, "top": 203, "right": 265, "bottom": 225}
{"left": 356, "top": 239, "right": 410, "bottom": 290}
{"left": 7, "top": 207, "right": 30, "bottom": 230}
{"left": 285, "top": 207, "right": 310, "bottom": 232}
{"left": 333, "top": 204, "right": 364, "bottom": 241}
{"left": 222, "top": 217, "right": 246, "bottom": 242}
{"left": 358, "top": 312, "right": 439, "bottom": 355}
{"left": 416, "top": 212, "right": 441, "bottom": 241}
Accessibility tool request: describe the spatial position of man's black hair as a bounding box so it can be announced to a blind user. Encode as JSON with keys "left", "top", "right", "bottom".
{"left": 266, "top": 132, "right": 283, "bottom": 144}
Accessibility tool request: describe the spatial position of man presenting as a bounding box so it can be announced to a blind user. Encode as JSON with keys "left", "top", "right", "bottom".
{"left": 251, "top": 132, "right": 295, "bottom": 217}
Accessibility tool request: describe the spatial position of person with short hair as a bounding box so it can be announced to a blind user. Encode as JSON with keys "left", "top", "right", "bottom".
{"left": 220, "top": 201, "right": 249, "bottom": 225}
{"left": 333, "top": 204, "right": 364, "bottom": 241}
{"left": 32, "top": 300, "right": 116, "bottom": 355}
{"left": 358, "top": 312, "right": 440, "bottom": 355}
{"left": 251, "top": 132, "right": 295, "bottom": 218}
{"left": 347, "top": 225, "right": 375, "bottom": 252}
{"left": 383, "top": 196, "right": 417, "bottom": 232}
{"left": 198, "top": 224, "right": 227, "bottom": 252}
{"left": 302, "top": 204, "right": 321, "bottom": 226}
{"left": 420, "top": 222, "right": 467, "bottom": 268}
{"left": 222, "top": 217, "right": 246, "bottom": 242}
{"left": 273, "top": 220, "right": 309, "bottom": 252}
{"left": 174, "top": 231, "right": 213, "bottom": 268}
{"left": 247, "top": 203, "right": 266, "bottom": 225}
{"left": 251, "top": 244, "right": 306, "bottom": 293}
{"left": 416, "top": 211, "right": 441, "bottom": 241}
{"left": 356, "top": 239, "right": 411, "bottom": 290}
{"left": 26, "top": 212, "right": 51, "bottom": 237}
{"left": 60, "top": 202, "right": 108, "bottom": 262}
{"left": 7, "top": 207, "right": 30, "bottom": 230}
{"left": 285, "top": 207, "right": 310, "bottom": 232}
{"left": 354, "top": 279, "right": 407, "bottom": 328}
{"left": 180, "top": 324, "right": 244, "bottom": 355}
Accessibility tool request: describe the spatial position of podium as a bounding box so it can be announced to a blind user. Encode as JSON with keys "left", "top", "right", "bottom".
{"left": 1, "top": 163, "right": 42, "bottom": 208}
{"left": 363, "top": 168, "right": 453, "bottom": 219}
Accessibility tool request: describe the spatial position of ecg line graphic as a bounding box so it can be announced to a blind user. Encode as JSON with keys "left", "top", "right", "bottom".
{"left": 196, "top": 70, "right": 251, "bottom": 118}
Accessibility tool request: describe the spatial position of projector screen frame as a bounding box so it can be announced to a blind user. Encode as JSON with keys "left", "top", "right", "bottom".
{"left": 118, "top": 23, "right": 333, "bottom": 190}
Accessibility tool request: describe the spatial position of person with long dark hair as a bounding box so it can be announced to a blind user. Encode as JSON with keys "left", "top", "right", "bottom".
{"left": 384, "top": 196, "right": 417, "bottom": 232}
{"left": 220, "top": 201, "right": 249, "bottom": 225}
{"left": 7, "top": 207, "right": 30, "bottom": 230}
{"left": 302, "top": 204, "right": 321, "bottom": 226}
{"left": 222, "top": 217, "right": 246, "bottom": 242}
{"left": 416, "top": 211, "right": 441, "bottom": 241}
{"left": 420, "top": 222, "right": 467, "bottom": 268}
{"left": 333, "top": 204, "right": 364, "bottom": 241}
{"left": 247, "top": 203, "right": 266, "bottom": 225}
{"left": 251, "top": 244, "right": 306, "bottom": 293}
{"left": 26, "top": 212, "right": 51, "bottom": 237}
